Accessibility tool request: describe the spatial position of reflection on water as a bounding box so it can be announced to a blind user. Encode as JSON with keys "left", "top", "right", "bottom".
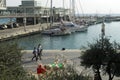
{"left": 9, "top": 22, "right": 120, "bottom": 50}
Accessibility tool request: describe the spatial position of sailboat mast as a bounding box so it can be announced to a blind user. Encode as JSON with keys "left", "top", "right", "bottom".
{"left": 69, "top": 0, "right": 72, "bottom": 21}
{"left": 63, "top": 0, "right": 65, "bottom": 20}
{"left": 72, "top": 0, "right": 75, "bottom": 21}
{"left": 50, "top": 0, "right": 53, "bottom": 27}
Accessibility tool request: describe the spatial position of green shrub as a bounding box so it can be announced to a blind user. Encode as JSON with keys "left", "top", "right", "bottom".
{"left": 0, "top": 42, "right": 36, "bottom": 80}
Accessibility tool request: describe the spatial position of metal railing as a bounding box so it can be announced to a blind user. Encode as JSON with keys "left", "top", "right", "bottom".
{"left": 0, "top": 12, "right": 68, "bottom": 18}
{"left": 0, "top": 13, "right": 50, "bottom": 18}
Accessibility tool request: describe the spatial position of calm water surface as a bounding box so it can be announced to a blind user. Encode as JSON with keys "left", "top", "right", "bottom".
{"left": 12, "top": 22, "right": 120, "bottom": 50}
{"left": 0, "top": 18, "right": 16, "bottom": 24}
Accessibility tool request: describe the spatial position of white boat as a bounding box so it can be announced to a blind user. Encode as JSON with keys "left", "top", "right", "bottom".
{"left": 41, "top": 0, "right": 71, "bottom": 36}
{"left": 41, "top": 27, "right": 71, "bottom": 36}
{"left": 50, "top": 28, "right": 71, "bottom": 36}
{"left": 75, "top": 25, "right": 88, "bottom": 32}
{"left": 59, "top": 21, "right": 88, "bottom": 32}
{"left": 41, "top": 29, "right": 54, "bottom": 35}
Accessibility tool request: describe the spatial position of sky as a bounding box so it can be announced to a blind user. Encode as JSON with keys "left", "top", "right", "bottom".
{"left": 6, "top": 0, "right": 120, "bottom": 14}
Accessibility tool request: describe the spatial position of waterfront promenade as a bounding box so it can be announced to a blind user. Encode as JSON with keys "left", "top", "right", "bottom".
{"left": 0, "top": 23, "right": 49, "bottom": 41}
{"left": 22, "top": 50, "right": 120, "bottom": 80}
{"left": 22, "top": 49, "right": 93, "bottom": 79}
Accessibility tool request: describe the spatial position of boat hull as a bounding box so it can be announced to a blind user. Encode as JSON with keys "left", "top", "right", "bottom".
{"left": 41, "top": 28, "right": 71, "bottom": 36}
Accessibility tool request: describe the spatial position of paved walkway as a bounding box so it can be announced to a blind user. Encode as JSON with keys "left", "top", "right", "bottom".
{"left": 22, "top": 50, "right": 93, "bottom": 78}
{"left": 22, "top": 50, "right": 120, "bottom": 80}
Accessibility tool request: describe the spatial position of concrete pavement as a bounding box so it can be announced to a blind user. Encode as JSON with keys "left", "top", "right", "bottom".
{"left": 22, "top": 50, "right": 93, "bottom": 76}
{"left": 22, "top": 50, "right": 120, "bottom": 80}
{"left": 0, "top": 23, "right": 49, "bottom": 41}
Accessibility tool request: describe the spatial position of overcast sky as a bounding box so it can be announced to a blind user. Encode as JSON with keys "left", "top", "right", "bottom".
{"left": 6, "top": 0, "right": 120, "bottom": 14}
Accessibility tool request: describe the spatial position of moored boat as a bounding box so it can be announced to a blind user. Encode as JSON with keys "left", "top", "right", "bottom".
{"left": 59, "top": 21, "right": 88, "bottom": 32}
{"left": 50, "top": 28, "right": 71, "bottom": 36}
{"left": 41, "top": 27, "right": 71, "bottom": 36}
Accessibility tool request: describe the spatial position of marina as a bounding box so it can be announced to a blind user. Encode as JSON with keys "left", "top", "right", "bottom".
{"left": 0, "top": 21, "right": 120, "bottom": 50}
{"left": 1, "top": 0, "right": 120, "bottom": 80}
{"left": 15, "top": 21, "right": 120, "bottom": 50}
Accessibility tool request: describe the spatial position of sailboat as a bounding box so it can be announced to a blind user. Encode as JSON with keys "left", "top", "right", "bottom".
{"left": 69, "top": 0, "right": 88, "bottom": 32}
{"left": 59, "top": 20, "right": 88, "bottom": 33}
{"left": 41, "top": 0, "right": 71, "bottom": 36}
{"left": 52, "top": 0, "right": 87, "bottom": 33}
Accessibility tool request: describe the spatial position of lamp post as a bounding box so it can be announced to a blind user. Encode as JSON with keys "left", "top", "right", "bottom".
{"left": 23, "top": 17, "right": 26, "bottom": 32}
{"left": 101, "top": 22, "right": 105, "bottom": 65}
{"left": 101, "top": 22, "right": 105, "bottom": 40}
{"left": 23, "top": 7, "right": 26, "bottom": 32}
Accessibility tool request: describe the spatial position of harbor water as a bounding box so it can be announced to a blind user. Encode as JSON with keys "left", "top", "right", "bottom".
{"left": 0, "top": 18, "right": 16, "bottom": 25}
{"left": 7, "top": 21, "right": 120, "bottom": 50}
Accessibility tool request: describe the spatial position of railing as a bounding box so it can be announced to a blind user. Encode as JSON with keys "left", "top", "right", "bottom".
{"left": 0, "top": 13, "right": 50, "bottom": 18}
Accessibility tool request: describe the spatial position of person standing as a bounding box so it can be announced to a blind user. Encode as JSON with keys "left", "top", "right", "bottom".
{"left": 32, "top": 47, "right": 37, "bottom": 61}
{"left": 37, "top": 44, "right": 43, "bottom": 60}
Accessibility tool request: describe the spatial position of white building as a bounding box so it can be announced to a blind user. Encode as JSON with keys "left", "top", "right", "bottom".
{"left": 21, "top": 0, "right": 41, "bottom": 7}
{"left": 0, "top": 0, "right": 6, "bottom": 10}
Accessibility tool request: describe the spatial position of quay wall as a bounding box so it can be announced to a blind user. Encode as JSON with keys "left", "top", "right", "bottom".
{"left": 22, "top": 49, "right": 82, "bottom": 53}
{"left": 0, "top": 23, "right": 50, "bottom": 42}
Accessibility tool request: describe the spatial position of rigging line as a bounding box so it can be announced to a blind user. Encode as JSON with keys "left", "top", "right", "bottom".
{"left": 74, "top": 0, "right": 79, "bottom": 15}
{"left": 45, "top": 0, "right": 49, "bottom": 8}
{"left": 64, "top": 0, "right": 69, "bottom": 12}
{"left": 71, "top": 1, "right": 79, "bottom": 17}
{"left": 68, "top": 0, "right": 72, "bottom": 21}
{"left": 78, "top": 0, "right": 84, "bottom": 17}
{"left": 64, "top": 0, "right": 70, "bottom": 21}
{"left": 64, "top": 0, "right": 74, "bottom": 21}
{"left": 75, "top": 2, "right": 80, "bottom": 17}
{"left": 44, "top": 0, "right": 49, "bottom": 27}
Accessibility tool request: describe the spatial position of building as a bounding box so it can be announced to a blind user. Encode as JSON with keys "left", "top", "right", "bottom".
{"left": 0, "top": 0, "right": 6, "bottom": 10}
{"left": 0, "top": 0, "right": 70, "bottom": 25}
{"left": 22, "top": 0, "right": 37, "bottom": 6}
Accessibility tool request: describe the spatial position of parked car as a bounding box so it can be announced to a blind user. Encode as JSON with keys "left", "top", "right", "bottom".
{"left": 0, "top": 25, "right": 5, "bottom": 30}
{"left": 13, "top": 23, "right": 19, "bottom": 28}
{"left": 0, "top": 24, "right": 8, "bottom": 30}
{"left": 7, "top": 24, "right": 12, "bottom": 28}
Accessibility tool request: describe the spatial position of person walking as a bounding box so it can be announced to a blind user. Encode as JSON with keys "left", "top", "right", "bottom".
{"left": 37, "top": 44, "right": 43, "bottom": 60}
{"left": 32, "top": 47, "right": 37, "bottom": 61}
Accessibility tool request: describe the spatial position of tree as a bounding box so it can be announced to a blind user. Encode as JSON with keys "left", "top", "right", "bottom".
{"left": 103, "top": 41, "right": 120, "bottom": 80}
{"left": 0, "top": 42, "right": 36, "bottom": 80}
{"left": 81, "top": 38, "right": 104, "bottom": 80}
{"left": 80, "top": 37, "right": 120, "bottom": 80}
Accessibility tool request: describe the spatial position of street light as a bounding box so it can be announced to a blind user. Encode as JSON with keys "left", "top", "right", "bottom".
{"left": 101, "top": 22, "right": 105, "bottom": 36}
{"left": 23, "top": 17, "right": 26, "bottom": 32}
{"left": 101, "top": 22, "right": 105, "bottom": 55}
{"left": 23, "top": 7, "right": 26, "bottom": 32}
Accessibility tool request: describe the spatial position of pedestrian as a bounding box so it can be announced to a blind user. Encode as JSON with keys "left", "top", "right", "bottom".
{"left": 37, "top": 44, "right": 43, "bottom": 60}
{"left": 32, "top": 47, "right": 37, "bottom": 61}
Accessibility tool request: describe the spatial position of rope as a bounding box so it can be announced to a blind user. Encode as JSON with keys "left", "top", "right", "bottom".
{"left": 45, "top": 0, "right": 49, "bottom": 8}
{"left": 44, "top": 0, "right": 49, "bottom": 27}
{"left": 78, "top": 0, "right": 84, "bottom": 17}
